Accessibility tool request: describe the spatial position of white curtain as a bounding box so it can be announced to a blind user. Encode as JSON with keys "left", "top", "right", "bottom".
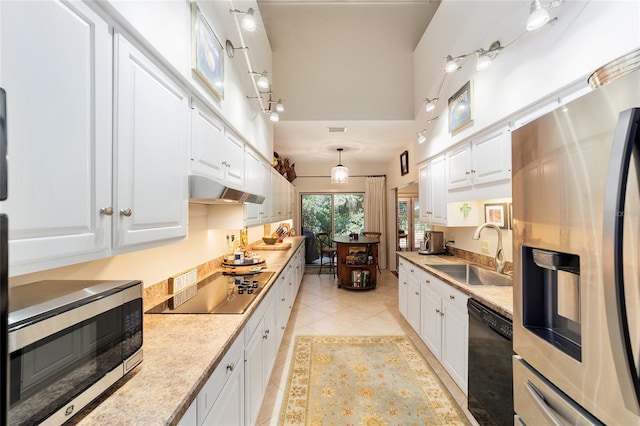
{"left": 364, "top": 176, "right": 387, "bottom": 269}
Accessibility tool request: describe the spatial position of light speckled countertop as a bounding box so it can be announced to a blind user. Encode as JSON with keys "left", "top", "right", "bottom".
{"left": 71, "top": 236, "right": 305, "bottom": 426}
{"left": 397, "top": 252, "right": 513, "bottom": 319}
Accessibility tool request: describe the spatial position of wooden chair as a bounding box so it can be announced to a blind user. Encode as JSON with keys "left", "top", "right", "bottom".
{"left": 316, "top": 232, "right": 336, "bottom": 277}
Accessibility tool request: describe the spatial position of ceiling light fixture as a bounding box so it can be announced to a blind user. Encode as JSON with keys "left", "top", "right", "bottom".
{"left": 230, "top": 8, "right": 257, "bottom": 32}
{"left": 331, "top": 148, "right": 349, "bottom": 184}
{"left": 249, "top": 70, "right": 270, "bottom": 90}
{"left": 424, "top": 98, "right": 439, "bottom": 112}
{"left": 225, "top": 40, "right": 248, "bottom": 58}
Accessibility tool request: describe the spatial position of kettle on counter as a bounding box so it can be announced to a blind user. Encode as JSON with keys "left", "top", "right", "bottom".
{"left": 419, "top": 231, "right": 445, "bottom": 255}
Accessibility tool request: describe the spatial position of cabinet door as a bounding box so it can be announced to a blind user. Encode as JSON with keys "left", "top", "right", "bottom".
{"left": 418, "top": 164, "right": 431, "bottom": 221}
{"left": 114, "top": 34, "right": 189, "bottom": 251}
{"left": 276, "top": 273, "right": 289, "bottom": 344}
{"left": 406, "top": 269, "right": 421, "bottom": 332}
{"left": 0, "top": 0, "right": 112, "bottom": 275}
{"left": 224, "top": 132, "right": 245, "bottom": 188}
{"left": 243, "top": 148, "right": 263, "bottom": 226}
{"left": 447, "top": 143, "right": 473, "bottom": 191}
{"left": 472, "top": 130, "right": 511, "bottom": 186}
{"left": 244, "top": 325, "right": 265, "bottom": 426}
{"left": 430, "top": 156, "right": 447, "bottom": 225}
{"left": 419, "top": 282, "right": 442, "bottom": 359}
{"left": 191, "top": 104, "right": 225, "bottom": 181}
{"left": 200, "top": 354, "right": 245, "bottom": 426}
{"left": 398, "top": 260, "right": 409, "bottom": 318}
{"left": 441, "top": 300, "right": 468, "bottom": 393}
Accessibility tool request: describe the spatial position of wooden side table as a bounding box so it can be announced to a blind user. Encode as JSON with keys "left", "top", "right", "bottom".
{"left": 333, "top": 236, "right": 379, "bottom": 290}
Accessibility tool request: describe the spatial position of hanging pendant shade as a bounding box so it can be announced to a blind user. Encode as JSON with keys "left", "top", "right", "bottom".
{"left": 331, "top": 148, "right": 349, "bottom": 184}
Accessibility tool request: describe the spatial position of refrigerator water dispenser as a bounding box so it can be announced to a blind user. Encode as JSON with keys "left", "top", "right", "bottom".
{"left": 522, "top": 247, "right": 582, "bottom": 361}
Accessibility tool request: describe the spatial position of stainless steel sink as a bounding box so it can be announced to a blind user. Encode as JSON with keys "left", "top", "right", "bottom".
{"left": 427, "top": 263, "right": 513, "bottom": 286}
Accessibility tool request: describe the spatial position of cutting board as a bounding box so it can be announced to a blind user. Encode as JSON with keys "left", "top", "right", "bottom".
{"left": 253, "top": 242, "right": 292, "bottom": 250}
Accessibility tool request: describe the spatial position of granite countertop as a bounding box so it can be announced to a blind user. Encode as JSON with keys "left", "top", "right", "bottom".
{"left": 71, "top": 236, "right": 305, "bottom": 426}
{"left": 397, "top": 251, "right": 513, "bottom": 319}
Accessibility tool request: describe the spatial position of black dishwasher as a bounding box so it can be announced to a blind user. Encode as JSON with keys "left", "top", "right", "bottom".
{"left": 468, "top": 299, "right": 513, "bottom": 426}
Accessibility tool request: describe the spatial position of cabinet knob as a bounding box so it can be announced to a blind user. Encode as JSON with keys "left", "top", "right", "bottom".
{"left": 415, "top": 292, "right": 419, "bottom": 295}
{"left": 410, "top": 269, "right": 414, "bottom": 273}
{"left": 435, "top": 309, "right": 440, "bottom": 314}
{"left": 100, "top": 207, "right": 114, "bottom": 216}
{"left": 440, "top": 311, "right": 445, "bottom": 317}
{"left": 465, "top": 171, "right": 471, "bottom": 175}
{"left": 450, "top": 295, "right": 455, "bottom": 300}
{"left": 426, "top": 280, "right": 430, "bottom": 284}
{"left": 221, "top": 161, "right": 228, "bottom": 166}
{"left": 119, "top": 208, "right": 132, "bottom": 217}
{"left": 281, "top": 298, "right": 286, "bottom": 302}
{"left": 471, "top": 169, "right": 476, "bottom": 173}
{"left": 226, "top": 363, "right": 234, "bottom": 372}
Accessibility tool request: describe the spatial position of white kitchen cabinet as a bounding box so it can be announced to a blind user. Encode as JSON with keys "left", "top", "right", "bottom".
{"left": 447, "top": 129, "right": 512, "bottom": 201}
{"left": 244, "top": 290, "right": 277, "bottom": 426}
{"left": 406, "top": 267, "right": 421, "bottom": 332}
{"left": 244, "top": 155, "right": 271, "bottom": 227}
{"left": 271, "top": 169, "right": 288, "bottom": 220}
{"left": 114, "top": 34, "right": 189, "bottom": 252}
{"left": 196, "top": 333, "right": 244, "bottom": 426}
{"left": 0, "top": 0, "right": 113, "bottom": 276}
{"left": 398, "top": 259, "right": 409, "bottom": 319}
{"left": 418, "top": 155, "right": 447, "bottom": 225}
{"left": 190, "top": 103, "right": 245, "bottom": 190}
{"left": 418, "top": 269, "right": 469, "bottom": 393}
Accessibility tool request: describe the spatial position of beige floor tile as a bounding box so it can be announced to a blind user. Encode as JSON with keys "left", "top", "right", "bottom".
{"left": 257, "top": 268, "right": 475, "bottom": 425}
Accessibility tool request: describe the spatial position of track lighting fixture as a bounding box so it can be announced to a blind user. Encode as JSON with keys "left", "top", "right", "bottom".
{"left": 527, "top": 0, "right": 562, "bottom": 31}
{"left": 249, "top": 70, "right": 270, "bottom": 90}
{"left": 417, "top": 130, "right": 427, "bottom": 144}
{"left": 424, "top": 98, "right": 438, "bottom": 112}
{"left": 225, "top": 40, "right": 248, "bottom": 58}
{"left": 445, "top": 55, "right": 462, "bottom": 73}
{"left": 229, "top": 8, "right": 257, "bottom": 32}
{"left": 269, "top": 99, "right": 285, "bottom": 112}
{"left": 262, "top": 108, "right": 279, "bottom": 122}
{"left": 475, "top": 41, "right": 502, "bottom": 71}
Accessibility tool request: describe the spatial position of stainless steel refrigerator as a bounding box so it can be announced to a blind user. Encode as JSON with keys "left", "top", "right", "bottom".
{"left": 0, "top": 87, "right": 8, "bottom": 425}
{"left": 512, "top": 49, "right": 640, "bottom": 425}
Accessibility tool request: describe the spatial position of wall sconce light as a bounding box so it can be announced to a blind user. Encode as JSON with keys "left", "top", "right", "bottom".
{"left": 225, "top": 40, "right": 248, "bottom": 58}
{"left": 527, "top": 0, "right": 562, "bottom": 31}
{"left": 424, "top": 98, "right": 438, "bottom": 112}
{"left": 331, "top": 148, "right": 349, "bottom": 184}
{"left": 230, "top": 8, "right": 257, "bottom": 32}
{"left": 249, "top": 70, "right": 270, "bottom": 90}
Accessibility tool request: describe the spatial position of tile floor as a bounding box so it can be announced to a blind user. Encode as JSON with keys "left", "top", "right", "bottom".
{"left": 256, "top": 269, "right": 479, "bottom": 425}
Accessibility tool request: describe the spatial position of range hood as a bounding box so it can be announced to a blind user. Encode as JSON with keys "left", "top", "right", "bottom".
{"left": 189, "top": 175, "right": 265, "bottom": 205}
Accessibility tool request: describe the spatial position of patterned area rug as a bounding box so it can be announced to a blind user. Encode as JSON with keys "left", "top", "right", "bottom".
{"left": 279, "top": 335, "right": 469, "bottom": 425}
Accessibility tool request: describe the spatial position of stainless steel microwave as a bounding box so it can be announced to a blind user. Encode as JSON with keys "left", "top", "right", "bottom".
{"left": 8, "top": 280, "right": 143, "bottom": 425}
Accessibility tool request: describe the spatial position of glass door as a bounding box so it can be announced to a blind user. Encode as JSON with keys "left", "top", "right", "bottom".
{"left": 397, "top": 196, "right": 428, "bottom": 251}
{"left": 301, "top": 193, "right": 365, "bottom": 265}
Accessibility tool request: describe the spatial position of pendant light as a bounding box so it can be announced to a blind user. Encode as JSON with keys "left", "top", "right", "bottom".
{"left": 331, "top": 148, "right": 349, "bottom": 184}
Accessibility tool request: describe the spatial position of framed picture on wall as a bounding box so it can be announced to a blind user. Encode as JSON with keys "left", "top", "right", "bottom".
{"left": 484, "top": 203, "right": 508, "bottom": 229}
{"left": 400, "top": 150, "right": 409, "bottom": 176}
{"left": 448, "top": 80, "right": 473, "bottom": 134}
{"left": 191, "top": 4, "right": 224, "bottom": 99}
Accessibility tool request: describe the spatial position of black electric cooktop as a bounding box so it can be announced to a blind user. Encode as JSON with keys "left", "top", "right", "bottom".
{"left": 146, "top": 271, "right": 275, "bottom": 314}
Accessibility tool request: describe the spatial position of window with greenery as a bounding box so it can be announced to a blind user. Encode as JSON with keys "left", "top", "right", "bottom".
{"left": 301, "top": 193, "right": 365, "bottom": 237}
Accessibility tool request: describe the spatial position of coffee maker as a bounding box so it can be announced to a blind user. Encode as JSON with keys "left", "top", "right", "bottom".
{"left": 419, "top": 231, "right": 445, "bottom": 255}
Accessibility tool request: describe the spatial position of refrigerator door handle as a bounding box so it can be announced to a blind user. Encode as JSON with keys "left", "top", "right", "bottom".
{"left": 525, "top": 381, "right": 564, "bottom": 426}
{"left": 603, "top": 107, "right": 640, "bottom": 415}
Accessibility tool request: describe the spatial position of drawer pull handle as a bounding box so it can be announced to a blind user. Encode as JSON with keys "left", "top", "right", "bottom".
{"left": 226, "top": 363, "right": 234, "bottom": 372}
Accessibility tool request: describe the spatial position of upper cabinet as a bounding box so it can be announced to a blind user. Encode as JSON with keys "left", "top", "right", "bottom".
{"left": 419, "top": 155, "right": 447, "bottom": 225}
{"left": 190, "top": 104, "right": 245, "bottom": 189}
{"left": 113, "top": 34, "right": 189, "bottom": 252}
{"left": 447, "top": 129, "right": 512, "bottom": 202}
{"left": 0, "top": 1, "right": 113, "bottom": 275}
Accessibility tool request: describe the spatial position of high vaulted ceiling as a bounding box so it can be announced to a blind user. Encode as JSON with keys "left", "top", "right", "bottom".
{"left": 257, "top": 0, "right": 441, "bottom": 165}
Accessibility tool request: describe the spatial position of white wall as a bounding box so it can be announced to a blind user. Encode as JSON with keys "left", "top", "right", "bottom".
{"left": 413, "top": 0, "right": 640, "bottom": 163}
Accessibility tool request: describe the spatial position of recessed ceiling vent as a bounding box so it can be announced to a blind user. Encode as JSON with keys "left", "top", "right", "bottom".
{"left": 327, "top": 127, "right": 347, "bottom": 133}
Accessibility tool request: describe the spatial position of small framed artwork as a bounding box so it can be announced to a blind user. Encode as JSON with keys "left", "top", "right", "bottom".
{"left": 192, "top": 4, "right": 224, "bottom": 99}
{"left": 484, "top": 203, "right": 509, "bottom": 229}
{"left": 400, "top": 150, "right": 409, "bottom": 176}
{"left": 448, "top": 80, "right": 473, "bottom": 134}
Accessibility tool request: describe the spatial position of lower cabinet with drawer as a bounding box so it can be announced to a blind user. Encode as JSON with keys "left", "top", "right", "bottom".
{"left": 419, "top": 270, "right": 469, "bottom": 394}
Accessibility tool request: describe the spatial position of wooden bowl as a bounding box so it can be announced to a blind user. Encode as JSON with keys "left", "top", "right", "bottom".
{"left": 262, "top": 236, "right": 278, "bottom": 245}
